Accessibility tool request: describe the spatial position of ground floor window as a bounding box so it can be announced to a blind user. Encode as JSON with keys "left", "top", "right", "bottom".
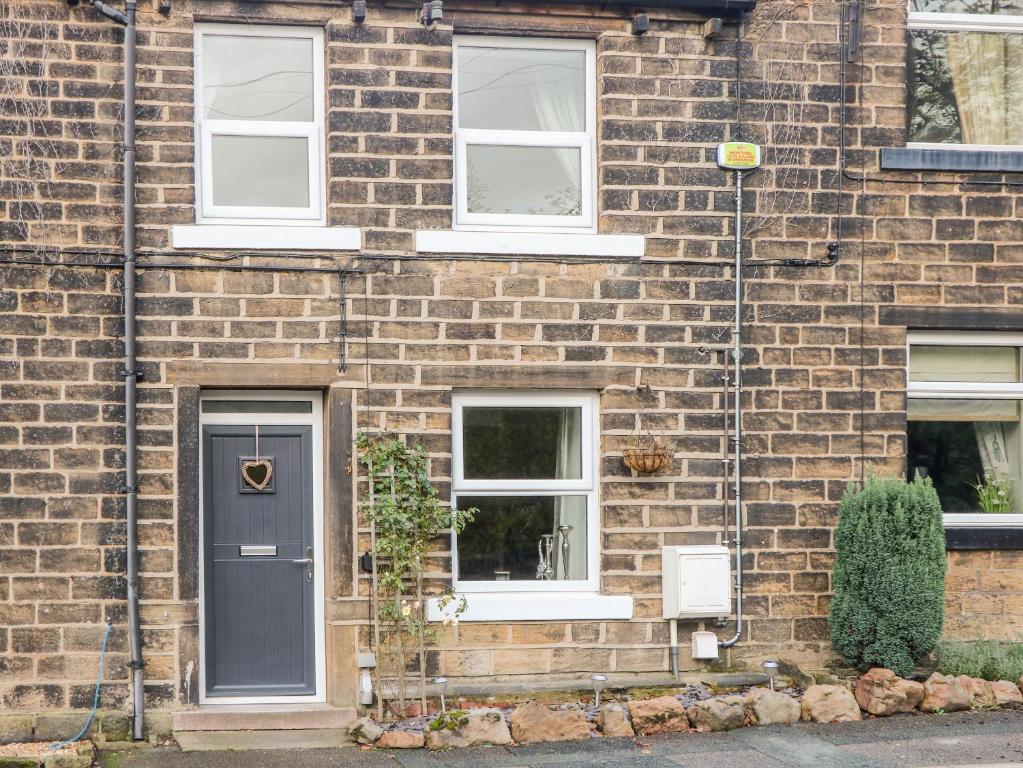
{"left": 907, "top": 333, "right": 1023, "bottom": 525}
{"left": 451, "top": 391, "right": 598, "bottom": 591}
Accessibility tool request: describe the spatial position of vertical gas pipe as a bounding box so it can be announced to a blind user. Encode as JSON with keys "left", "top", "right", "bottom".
{"left": 120, "top": 0, "right": 144, "bottom": 740}
{"left": 720, "top": 167, "right": 744, "bottom": 649}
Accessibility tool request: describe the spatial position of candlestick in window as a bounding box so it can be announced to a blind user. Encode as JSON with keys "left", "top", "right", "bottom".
{"left": 536, "top": 534, "right": 554, "bottom": 580}
{"left": 558, "top": 524, "right": 572, "bottom": 580}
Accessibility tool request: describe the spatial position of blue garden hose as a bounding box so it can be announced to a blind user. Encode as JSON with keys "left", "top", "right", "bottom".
{"left": 50, "top": 621, "right": 113, "bottom": 750}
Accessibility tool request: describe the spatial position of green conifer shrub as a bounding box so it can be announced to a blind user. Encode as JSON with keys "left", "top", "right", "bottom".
{"left": 829, "top": 475, "right": 946, "bottom": 676}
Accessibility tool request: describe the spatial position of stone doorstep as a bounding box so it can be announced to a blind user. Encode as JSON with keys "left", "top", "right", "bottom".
{"left": 171, "top": 729, "right": 352, "bottom": 752}
{"left": 172, "top": 706, "right": 357, "bottom": 733}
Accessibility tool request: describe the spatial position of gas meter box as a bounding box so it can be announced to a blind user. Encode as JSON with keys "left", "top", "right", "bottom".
{"left": 716, "top": 142, "right": 761, "bottom": 170}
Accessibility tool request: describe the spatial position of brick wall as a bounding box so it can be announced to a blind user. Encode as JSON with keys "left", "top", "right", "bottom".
{"left": 1, "top": 0, "right": 1021, "bottom": 714}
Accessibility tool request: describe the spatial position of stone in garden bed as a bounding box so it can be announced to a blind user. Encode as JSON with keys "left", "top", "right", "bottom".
{"left": 686, "top": 695, "right": 745, "bottom": 732}
{"left": 746, "top": 688, "right": 801, "bottom": 726}
{"left": 854, "top": 668, "right": 923, "bottom": 716}
{"left": 955, "top": 676, "right": 997, "bottom": 709}
{"left": 597, "top": 703, "right": 634, "bottom": 738}
{"left": 992, "top": 680, "right": 1023, "bottom": 705}
{"left": 376, "top": 730, "right": 425, "bottom": 749}
{"left": 425, "top": 708, "right": 512, "bottom": 750}
{"left": 509, "top": 701, "right": 590, "bottom": 744}
{"left": 801, "top": 684, "right": 861, "bottom": 723}
{"left": 627, "top": 696, "right": 690, "bottom": 735}
{"left": 349, "top": 716, "right": 383, "bottom": 745}
{"left": 921, "top": 673, "right": 970, "bottom": 713}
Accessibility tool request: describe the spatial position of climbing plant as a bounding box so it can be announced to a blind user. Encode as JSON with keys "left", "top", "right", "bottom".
{"left": 356, "top": 433, "right": 475, "bottom": 715}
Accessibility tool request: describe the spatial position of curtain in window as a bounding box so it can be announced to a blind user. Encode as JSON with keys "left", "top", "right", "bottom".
{"left": 552, "top": 410, "right": 586, "bottom": 580}
{"left": 529, "top": 64, "right": 583, "bottom": 202}
{"left": 947, "top": 31, "right": 1023, "bottom": 144}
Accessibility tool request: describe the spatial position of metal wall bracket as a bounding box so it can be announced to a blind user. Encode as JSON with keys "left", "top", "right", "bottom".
{"left": 846, "top": 0, "right": 862, "bottom": 63}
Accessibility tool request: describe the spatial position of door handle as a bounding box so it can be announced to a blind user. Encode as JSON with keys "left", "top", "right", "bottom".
{"left": 293, "top": 547, "right": 314, "bottom": 582}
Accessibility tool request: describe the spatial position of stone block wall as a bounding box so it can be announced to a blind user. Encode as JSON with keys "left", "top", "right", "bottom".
{"left": 0, "top": 0, "right": 1022, "bottom": 713}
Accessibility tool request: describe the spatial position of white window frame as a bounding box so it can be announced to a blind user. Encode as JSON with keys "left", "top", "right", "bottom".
{"left": 450, "top": 391, "right": 600, "bottom": 594}
{"left": 193, "top": 24, "right": 326, "bottom": 225}
{"left": 452, "top": 36, "right": 597, "bottom": 233}
{"left": 907, "top": 331, "right": 1023, "bottom": 527}
{"left": 906, "top": 5, "right": 1023, "bottom": 152}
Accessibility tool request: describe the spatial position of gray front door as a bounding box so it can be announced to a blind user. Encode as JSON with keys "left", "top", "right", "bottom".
{"left": 202, "top": 424, "right": 315, "bottom": 698}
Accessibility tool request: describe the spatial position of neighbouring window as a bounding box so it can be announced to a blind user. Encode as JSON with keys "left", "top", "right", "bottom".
{"left": 194, "top": 25, "right": 324, "bottom": 223}
{"left": 907, "top": 1, "right": 1023, "bottom": 147}
{"left": 452, "top": 392, "right": 598, "bottom": 591}
{"left": 907, "top": 334, "right": 1023, "bottom": 526}
{"left": 453, "top": 36, "right": 596, "bottom": 231}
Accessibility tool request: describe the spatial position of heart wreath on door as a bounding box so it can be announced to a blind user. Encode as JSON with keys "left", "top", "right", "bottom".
{"left": 241, "top": 459, "right": 273, "bottom": 492}
{"left": 241, "top": 425, "right": 273, "bottom": 492}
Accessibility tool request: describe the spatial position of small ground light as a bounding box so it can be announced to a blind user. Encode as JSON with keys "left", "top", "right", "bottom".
{"left": 761, "top": 660, "right": 780, "bottom": 691}
{"left": 434, "top": 676, "right": 448, "bottom": 713}
{"left": 591, "top": 674, "right": 608, "bottom": 708}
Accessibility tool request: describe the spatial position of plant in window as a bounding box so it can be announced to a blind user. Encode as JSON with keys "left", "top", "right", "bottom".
{"left": 829, "top": 474, "right": 946, "bottom": 677}
{"left": 971, "top": 474, "right": 1016, "bottom": 513}
{"left": 356, "top": 433, "right": 475, "bottom": 715}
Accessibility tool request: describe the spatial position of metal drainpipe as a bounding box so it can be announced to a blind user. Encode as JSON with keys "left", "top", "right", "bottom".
{"left": 720, "top": 169, "right": 744, "bottom": 649}
{"left": 80, "top": 0, "right": 142, "bottom": 739}
{"left": 83, "top": 0, "right": 142, "bottom": 739}
{"left": 124, "top": 2, "right": 144, "bottom": 741}
{"left": 119, "top": 0, "right": 144, "bottom": 740}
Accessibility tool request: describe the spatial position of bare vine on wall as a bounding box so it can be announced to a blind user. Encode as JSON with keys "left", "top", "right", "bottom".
{"left": 0, "top": 7, "right": 122, "bottom": 290}
{"left": 356, "top": 433, "right": 475, "bottom": 716}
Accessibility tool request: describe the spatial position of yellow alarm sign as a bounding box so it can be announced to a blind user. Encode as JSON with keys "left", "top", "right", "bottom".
{"left": 716, "top": 142, "right": 761, "bottom": 170}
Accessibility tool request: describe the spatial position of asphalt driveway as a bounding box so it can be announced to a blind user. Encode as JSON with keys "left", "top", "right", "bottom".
{"left": 107, "top": 709, "right": 1023, "bottom": 768}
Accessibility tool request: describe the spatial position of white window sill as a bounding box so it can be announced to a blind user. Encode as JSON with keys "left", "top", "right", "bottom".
{"left": 944, "top": 513, "right": 1023, "bottom": 528}
{"left": 426, "top": 592, "right": 634, "bottom": 623}
{"left": 415, "top": 230, "right": 645, "bottom": 258}
{"left": 172, "top": 225, "right": 361, "bottom": 251}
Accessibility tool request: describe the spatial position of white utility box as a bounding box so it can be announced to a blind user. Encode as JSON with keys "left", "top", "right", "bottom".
{"left": 661, "top": 545, "right": 731, "bottom": 619}
{"left": 691, "top": 630, "right": 720, "bottom": 660}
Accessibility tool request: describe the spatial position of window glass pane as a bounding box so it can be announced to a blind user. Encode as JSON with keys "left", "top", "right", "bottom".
{"left": 911, "top": 0, "right": 1023, "bottom": 14}
{"left": 456, "top": 495, "right": 587, "bottom": 581}
{"left": 909, "top": 345, "right": 1019, "bottom": 382}
{"left": 466, "top": 145, "right": 582, "bottom": 216}
{"left": 909, "top": 30, "right": 1023, "bottom": 145}
{"left": 462, "top": 406, "right": 582, "bottom": 480}
{"left": 201, "top": 400, "right": 313, "bottom": 413}
{"left": 211, "top": 135, "right": 310, "bottom": 208}
{"left": 457, "top": 46, "right": 586, "bottom": 132}
{"left": 202, "top": 34, "right": 315, "bottom": 122}
{"left": 907, "top": 404, "right": 1021, "bottom": 513}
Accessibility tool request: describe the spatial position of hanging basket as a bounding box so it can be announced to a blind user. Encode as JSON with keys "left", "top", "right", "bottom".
{"left": 623, "top": 445, "right": 672, "bottom": 474}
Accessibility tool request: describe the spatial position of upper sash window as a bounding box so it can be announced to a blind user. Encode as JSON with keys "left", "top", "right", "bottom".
{"left": 194, "top": 25, "right": 325, "bottom": 224}
{"left": 908, "top": 1, "right": 1023, "bottom": 148}
{"left": 453, "top": 37, "right": 596, "bottom": 232}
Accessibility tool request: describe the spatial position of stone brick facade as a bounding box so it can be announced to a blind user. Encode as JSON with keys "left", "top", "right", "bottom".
{"left": 1, "top": 0, "right": 1021, "bottom": 721}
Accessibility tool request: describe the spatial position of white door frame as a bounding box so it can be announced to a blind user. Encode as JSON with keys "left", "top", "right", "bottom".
{"left": 197, "top": 389, "right": 327, "bottom": 706}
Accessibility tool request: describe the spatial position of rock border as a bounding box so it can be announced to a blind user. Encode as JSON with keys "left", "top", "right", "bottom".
{"left": 359, "top": 670, "right": 1023, "bottom": 751}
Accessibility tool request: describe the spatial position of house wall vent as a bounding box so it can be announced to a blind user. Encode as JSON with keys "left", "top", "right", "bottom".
{"left": 661, "top": 545, "right": 731, "bottom": 619}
